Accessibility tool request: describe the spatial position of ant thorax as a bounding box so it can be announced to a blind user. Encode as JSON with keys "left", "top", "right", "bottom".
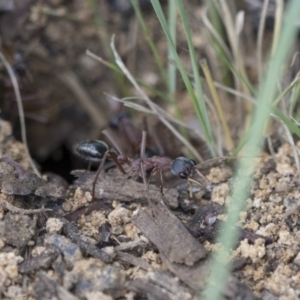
{"left": 75, "top": 130, "right": 211, "bottom": 204}
{"left": 148, "top": 156, "right": 173, "bottom": 171}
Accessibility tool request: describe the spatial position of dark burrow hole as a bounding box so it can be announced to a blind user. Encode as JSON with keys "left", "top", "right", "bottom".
{"left": 38, "top": 144, "right": 76, "bottom": 183}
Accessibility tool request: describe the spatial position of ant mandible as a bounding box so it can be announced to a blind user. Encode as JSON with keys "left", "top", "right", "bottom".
{"left": 75, "top": 130, "right": 212, "bottom": 205}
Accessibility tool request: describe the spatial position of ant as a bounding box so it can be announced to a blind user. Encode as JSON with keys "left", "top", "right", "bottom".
{"left": 75, "top": 130, "right": 216, "bottom": 206}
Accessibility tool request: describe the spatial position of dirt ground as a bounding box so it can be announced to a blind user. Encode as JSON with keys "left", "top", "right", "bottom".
{"left": 2, "top": 117, "right": 300, "bottom": 299}
{"left": 1, "top": 0, "right": 300, "bottom": 299}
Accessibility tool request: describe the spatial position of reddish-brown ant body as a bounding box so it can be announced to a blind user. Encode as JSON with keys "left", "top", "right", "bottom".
{"left": 75, "top": 130, "right": 213, "bottom": 204}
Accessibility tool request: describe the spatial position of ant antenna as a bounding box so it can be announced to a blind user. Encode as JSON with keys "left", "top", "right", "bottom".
{"left": 139, "top": 131, "right": 151, "bottom": 206}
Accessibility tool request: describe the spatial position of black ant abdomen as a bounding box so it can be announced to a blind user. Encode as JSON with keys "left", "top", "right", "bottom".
{"left": 171, "top": 157, "right": 196, "bottom": 179}
{"left": 75, "top": 140, "right": 109, "bottom": 162}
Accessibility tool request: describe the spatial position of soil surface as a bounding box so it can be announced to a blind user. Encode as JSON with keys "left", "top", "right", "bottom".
{"left": 1, "top": 118, "right": 300, "bottom": 299}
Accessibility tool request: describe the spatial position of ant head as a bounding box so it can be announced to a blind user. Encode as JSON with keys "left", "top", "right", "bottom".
{"left": 75, "top": 140, "right": 109, "bottom": 162}
{"left": 171, "top": 157, "right": 196, "bottom": 179}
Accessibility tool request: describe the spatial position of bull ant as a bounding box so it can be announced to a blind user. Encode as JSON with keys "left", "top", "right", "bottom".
{"left": 75, "top": 130, "right": 224, "bottom": 205}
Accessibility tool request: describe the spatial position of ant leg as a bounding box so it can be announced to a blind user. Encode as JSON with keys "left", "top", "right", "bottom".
{"left": 187, "top": 177, "right": 206, "bottom": 188}
{"left": 188, "top": 181, "right": 193, "bottom": 199}
{"left": 146, "top": 169, "right": 168, "bottom": 208}
{"left": 187, "top": 177, "right": 207, "bottom": 198}
{"left": 157, "top": 169, "right": 171, "bottom": 209}
{"left": 140, "top": 161, "right": 151, "bottom": 206}
{"left": 88, "top": 150, "right": 127, "bottom": 214}
{"left": 140, "top": 131, "right": 147, "bottom": 159}
{"left": 146, "top": 166, "right": 169, "bottom": 208}
{"left": 92, "top": 151, "right": 109, "bottom": 202}
{"left": 144, "top": 117, "right": 164, "bottom": 156}
{"left": 146, "top": 168, "right": 155, "bottom": 191}
{"left": 139, "top": 131, "right": 151, "bottom": 205}
{"left": 108, "top": 151, "right": 127, "bottom": 174}
{"left": 87, "top": 160, "right": 92, "bottom": 171}
{"left": 158, "top": 169, "right": 164, "bottom": 195}
{"left": 102, "top": 130, "right": 132, "bottom": 166}
{"left": 146, "top": 168, "right": 160, "bottom": 198}
{"left": 165, "top": 177, "right": 178, "bottom": 195}
{"left": 194, "top": 169, "right": 211, "bottom": 188}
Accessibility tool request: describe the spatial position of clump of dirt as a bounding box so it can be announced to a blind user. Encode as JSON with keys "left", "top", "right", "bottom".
{"left": 233, "top": 143, "right": 300, "bottom": 299}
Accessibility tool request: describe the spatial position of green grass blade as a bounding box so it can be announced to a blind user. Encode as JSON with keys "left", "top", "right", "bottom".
{"left": 167, "top": 0, "right": 177, "bottom": 97}
{"left": 165, "top": 0, "right": 189, "bottom": 141}
{"left": 150, "top": 0, "right": 215, "bottom": 155}
{"left": 202, "top": 1, "right": 300, "bottom": 299}
{"left": 175, "top": 0, "right": 212, "bottom": 137}
{"left": 272, "top": 108, "right": 300, "bottom": 137}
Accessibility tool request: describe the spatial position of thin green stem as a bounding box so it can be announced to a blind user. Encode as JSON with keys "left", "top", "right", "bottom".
{"left": 150, "top": 0, "right": 215, "bottom": 155}
{"left": 202, "top": 1, "right": 300, "bottom": 299}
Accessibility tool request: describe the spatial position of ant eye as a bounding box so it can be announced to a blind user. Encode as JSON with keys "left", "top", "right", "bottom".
{"left": 75, "top": 140, "right": 109, "bottom": 162}
{"left": 179, "top": 172, "right": 188, "bottom": 179}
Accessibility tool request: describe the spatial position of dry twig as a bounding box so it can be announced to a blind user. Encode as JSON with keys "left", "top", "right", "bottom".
{"left": 109, "top": 36, "right": 204, "bottom": 162}
{"left": 0, "top": 196, "right": 51, "bottom": 214}
{"left": 0, "top": 51, "right": 40, "bottom": 176}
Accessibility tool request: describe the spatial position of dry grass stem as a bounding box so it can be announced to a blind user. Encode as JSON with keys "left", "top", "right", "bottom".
{"left": 58, "top": 70, "right": 106, "bottom": 129}
{"left": 215, "top": 0, "right": 253, "bottom": 131}
{"left": 110, "top": 36, "right": 204, "bottom": 161}
{"left": 202, "top": 7, "right": 232, "bottom": 60}
{"left": 106, "top": 94, "right": 207, "bottom": 142}
{"left": 86, "top": 49, "right": 120, "bottom": 72}
{"left": 271, "top": 0, "right": 284, "bottom": 57}
{"left": 288, "top": 72, "right": 300, "bottom": 116}
{"left": 200, "top": 59, "right": 234, "bottom": 150}
{"left": 281, "top": 123, "right": 300, "bottom": 181}
{"left": 0, "top": 196, "right": 51, "bottom": 214}
{"left": 203, "top": 94, "right": 223, "bottom": 156}
{"left": 213, "top": 82, "right": 256, "bottom": 104}
{"left": 235, "top": 10, "right": 245, "bottom": 36}
{"left": 0, "top": 51, "right": 41, "bottom": 176}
